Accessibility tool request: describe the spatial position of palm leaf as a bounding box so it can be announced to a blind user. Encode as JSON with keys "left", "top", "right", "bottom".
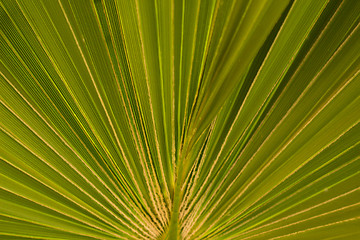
{"left": 1, "top": 0, "right": 359, "bottom": 239}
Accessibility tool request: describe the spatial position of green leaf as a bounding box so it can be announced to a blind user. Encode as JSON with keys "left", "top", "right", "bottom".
{"left": 1, "top": 0, "right": 359, "bottom": 239}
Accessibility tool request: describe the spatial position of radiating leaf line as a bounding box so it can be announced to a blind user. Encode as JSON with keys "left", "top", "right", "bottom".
{"left": 3, "top": 0, "right": 126, "bottom": 186}
{"left": 0, "top": 68, "right": 158, "bottom": 236}
{"left": 0, "top": 213, "right": 117, "bottom": 240}
{"left": 198, "top": 156, "right": 360, "bottom": 240}
{"left": 188, "top": 19, "right": 360, "bottom": 235}
{"left": 0, "top": 126, "right": 138, "bottom": 238}
{"left": 213, "top": 138, "right": 360, "bottom": 239}
{"left": 237, "top": 187, "right": 360, "bottom": 240}
{"left": 113, "top": 2, "right": 172, "bottom": 232}
{"left": 133, "top": 0, "right": 170, "bottom": 226}
{"left": 0, "top": 69, "right": 151, "bottom": 228}
{"left": 0, "top": 154, "right": 127, "bottom": 238}
{"left": 88, "top": 2, "right": 165, "bottom": 232}
{"left": 0, "top": 161, "right": 125, "bottom": 239}
{"left": 179, "top": 0, "right": 202, "bottom": 152}
{"left": 87, "top": 0, "right": 158, "bottom": 214}
{"left": 0, "top": 115, "right": 149, "bottom": 238}
{"left": 1, "top": 0, "right": 142, "bottom": 218}
{"left": 100, "top": 2, "right": 168, "bottom": 231}
{"left": 1, "top": 75, "right": 160, "bottom": 237}
{"left": 269, "top": 216, "right": 360, "bottom": 240}
{"left": 220, "top": 133, "right": 360, "bottom": 237}
{"left": 0, "top": 184, "right": 120, "bottom": 240}
{"left": 179, "top": 118, "right": 217, "bottom": 220}
{"left": 184, "top": 0, "right": 220, "bottom": 140}
{"left": 194, "top": 74, "right": 360, "bottom": 239}
{"left": 179, "top": 0, "right": 296, "bottom": 217}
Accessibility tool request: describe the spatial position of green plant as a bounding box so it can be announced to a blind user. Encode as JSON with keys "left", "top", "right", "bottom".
{"left": 1, "top": 0, "right": 360, "bottom": 239}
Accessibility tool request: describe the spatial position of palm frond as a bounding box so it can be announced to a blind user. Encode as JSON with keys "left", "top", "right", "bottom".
{"left": 1, "top": 0, "right": 359, "bottom": 239}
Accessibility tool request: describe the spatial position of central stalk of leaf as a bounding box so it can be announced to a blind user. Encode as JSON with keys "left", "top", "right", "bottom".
{"left": 163, "top": 143, "right": 188, "bottom": 240}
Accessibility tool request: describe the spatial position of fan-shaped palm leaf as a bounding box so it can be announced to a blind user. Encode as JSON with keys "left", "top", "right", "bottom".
{"left": 1, "top": 0, "right": 360, "bottom": 239}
